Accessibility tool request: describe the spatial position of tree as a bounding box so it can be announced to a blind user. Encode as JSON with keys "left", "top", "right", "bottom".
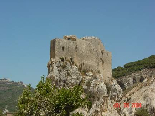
{"left": 16, "top": 76, "right": 91, "bottom": 116}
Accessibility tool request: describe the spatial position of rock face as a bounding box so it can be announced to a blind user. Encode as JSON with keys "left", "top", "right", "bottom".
{"left": 121, "top": 78, "right": 155, "bottom": 116}
{"left": 115, "top": 68, "right": 155, "bottom": 116}
{"left": 47, "top": 58, "right": 82, "bottom": 87}
{"left": 48, "top": 35, "right": 112, "bottom": 82}
{"left": 117, "top": 68, "right": 155, "bottom": 90}
{"left": 109, "top": 79, "right": 122, "bottom": 101}
{"left": 47, "top": 58, "right": 122, "bottom": 116}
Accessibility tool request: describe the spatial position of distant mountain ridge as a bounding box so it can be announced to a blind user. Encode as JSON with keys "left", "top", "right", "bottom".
{"left": 0, "top": 78, "right": 26, "bottom": 112}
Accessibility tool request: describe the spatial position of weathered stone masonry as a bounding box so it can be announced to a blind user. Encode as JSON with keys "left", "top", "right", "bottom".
{"left": 47, "top": 35, "right": 112, "bottom": 80}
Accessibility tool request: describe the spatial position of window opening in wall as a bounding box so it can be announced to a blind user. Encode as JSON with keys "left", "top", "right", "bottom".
{"left": 100, "top": 58, "right": 104, "bottom": 65}
{"left": 62, "top": 46, "right": 64, "bottom": 51}
{"left": 101, "top": 51, "right": 103, "bottom": 55}
{"left": 75, "top": 45, "right": 78, "bottom": 52}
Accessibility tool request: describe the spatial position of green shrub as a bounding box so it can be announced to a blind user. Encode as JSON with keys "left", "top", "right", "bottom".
{"left": 134, "top": 108, "right": 150, "bottom": 116}
{"left": 72, "top": 112, "right": 83, "bottom": 116}
{"left": 81, "top": 69, "right": 87, "bottom": 76}
{"left": 60, "top": 57, "right": 64, "bottom": 62}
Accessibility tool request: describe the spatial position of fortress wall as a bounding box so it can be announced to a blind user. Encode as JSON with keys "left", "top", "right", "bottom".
{"left": 82, "top": 37, "right": 105, "bottom": 52}
{"left": 102, "top": 51, "right": 112, "bottom": 80}
{"left": 53, "top": 39, "right": 98, "bottom": 70}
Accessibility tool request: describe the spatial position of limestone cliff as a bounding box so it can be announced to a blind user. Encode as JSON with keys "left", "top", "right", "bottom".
{"left": 47, "top": 58, "right": 122, "bottom": 116}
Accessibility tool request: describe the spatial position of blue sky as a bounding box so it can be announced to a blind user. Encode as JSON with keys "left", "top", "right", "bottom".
{"left": 0, "top": 0, "right": 155, "bottom": 87}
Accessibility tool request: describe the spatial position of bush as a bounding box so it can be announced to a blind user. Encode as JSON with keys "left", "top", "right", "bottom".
{"left": 81, "top": 69, "right": 87, "bottom": 76}
{"left": 15, "top": 76, "right": 91, "bottom": 116}
{"left": 134, "top": 108, "right": 150, "bottom": 116}
{"left": 72, "top": 112, "right": 83, "bottom": 116}
{"left": 60, "top": 57, "right": 64, "bottom": 62}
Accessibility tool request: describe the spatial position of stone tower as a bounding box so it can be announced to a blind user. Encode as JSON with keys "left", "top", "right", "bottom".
{"left": 47, "top": 35, "right": 112, "bottom": 81}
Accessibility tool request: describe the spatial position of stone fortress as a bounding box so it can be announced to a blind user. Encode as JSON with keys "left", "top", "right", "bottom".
{"left": 46, "top": 35, "right": 124, "bottom": 115}
{"left": 47, "top": 35, "right": 112, "bottom": 81}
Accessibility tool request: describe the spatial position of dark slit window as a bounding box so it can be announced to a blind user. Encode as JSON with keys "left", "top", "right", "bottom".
{"left": 62, "top": 46, "right": 64, "bottom": 51}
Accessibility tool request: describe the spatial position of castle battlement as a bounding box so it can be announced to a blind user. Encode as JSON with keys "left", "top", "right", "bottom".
{"left": 47, "top": 35, "right": 112, "bottom": 80}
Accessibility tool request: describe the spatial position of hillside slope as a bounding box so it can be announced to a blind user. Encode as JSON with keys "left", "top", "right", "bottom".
{"left": 113, "top": 55, "right": 155, "bottom": 116}
{"left": 0, "top": 78, "right": 26, "bottom": 112}
{"left": 113, "top": 55, "right": 155, "bottom": 78}
{"left": 119, "top": 68, "right": 155, "bottom": 116}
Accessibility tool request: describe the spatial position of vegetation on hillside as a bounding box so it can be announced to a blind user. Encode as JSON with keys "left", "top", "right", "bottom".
{"left": 15, "top": 76, "right": 91, "bottom": 116}
{"left": 112, "top": 55, "right": 155, "bottom": 78}
{"left": 0, "top": 79, "right": 26, "bottom": 112}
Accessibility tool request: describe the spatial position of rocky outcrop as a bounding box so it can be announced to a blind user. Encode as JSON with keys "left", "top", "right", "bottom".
{"left": 47, "top": 58, "right": 122, "bottom": 116}
{"left": 119, "top": 69, "right": 155, "bottom": 116}
{"left": 109, "top": 79, "right": 122, "bottom": 101}
{"left": 117, "top": 68, "right": 155, "bottom": 90}
{"left": 47, "top": 58, "right": 82, "bottom": 87}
